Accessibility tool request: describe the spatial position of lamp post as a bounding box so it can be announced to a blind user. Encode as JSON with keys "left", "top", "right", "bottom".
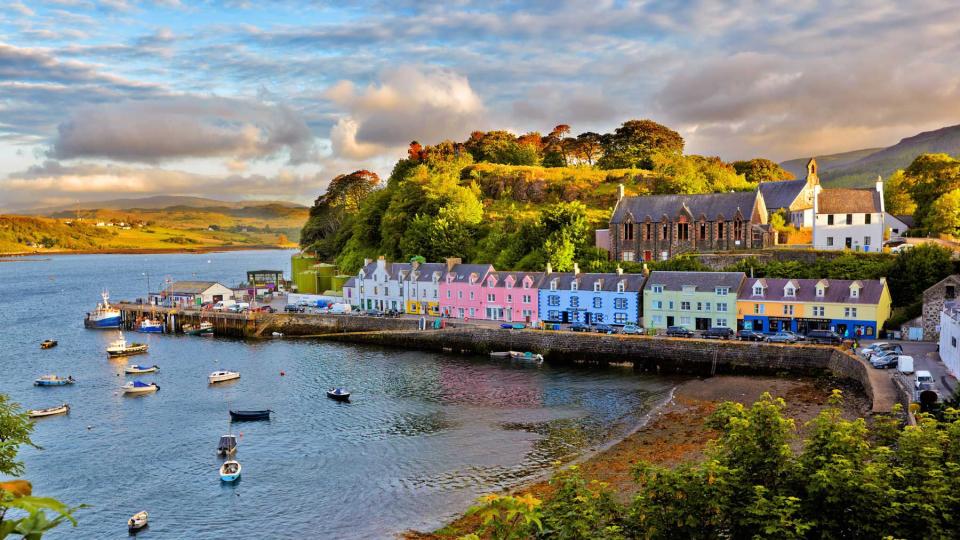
{"left": 142, "top": 272, "right": 150, "bottom": 301}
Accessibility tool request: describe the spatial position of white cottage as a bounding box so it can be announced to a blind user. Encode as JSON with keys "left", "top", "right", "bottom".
{"left": 813, "top": 177, "right": 885, "bottom": 252}
{"left": 355, "top": 256, "right": 409, "bottom": 312}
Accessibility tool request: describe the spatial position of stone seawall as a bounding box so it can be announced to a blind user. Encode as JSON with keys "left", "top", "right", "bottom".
{"left": 258, "top": 313, "right": 421, "bottom": 336}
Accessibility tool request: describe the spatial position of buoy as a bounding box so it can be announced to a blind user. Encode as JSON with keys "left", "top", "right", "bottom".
{"left": 87, "top": 425, "right": 93, "bottom": 430}
{"left": 280, "top": 371, "right": 285, "bottom": 376}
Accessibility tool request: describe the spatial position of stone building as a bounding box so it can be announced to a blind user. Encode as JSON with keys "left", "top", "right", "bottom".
{"left": 922, "top": 274, "right": 960, "bottom": 340}
{"left": 609, "top": 189, "right": 771, "bottom": 262}
{"left": 757, "top": 158, "right": 820, "bottom": 226}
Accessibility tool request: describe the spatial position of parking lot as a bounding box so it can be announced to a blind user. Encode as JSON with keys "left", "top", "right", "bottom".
{"left": 859, "top": 339, "right": 956, "bottom": 398}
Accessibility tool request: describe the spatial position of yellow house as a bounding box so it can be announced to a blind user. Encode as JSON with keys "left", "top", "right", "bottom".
{"left": 737, "top": 277, "right": 892, "bottom": 338}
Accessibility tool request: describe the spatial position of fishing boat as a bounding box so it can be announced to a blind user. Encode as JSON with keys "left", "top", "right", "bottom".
{"left": 208, "top": 370, "right": 240, "bottom": 384}
{"left": 489, "top": 351, "right": 514, "bottom": 358}
{"left": 106, "top": 332, "right": 148, "bottom": 357}
{"left": 509, "top": 351, "right": 544, "bottom": 363}
{"left": 183, "top": 321, "right": 214, "bottom": 336}
{"left": 127, "top": 511, "right": 148, "bottom": 532}
{"left": 229, "top": 409, "right": 271, "bottom": 421}
{"left": 28, "top": 404, "right": 69, "bottom": 418}
{"left": 84, "top": 291, "right": 122, "bottom": 329}
{"left": 136, "top": 318, "right": 163, "bottom": 333}
{"left": 124, "top": 364, "right": 159, "bottom": 374}
{"left": 217, "top": 434, "right": 238, "bottom": 456}
{"left": 122, "top": 381, "right": 159, "bottom": 395}
{"left": 34, "top": 375, "right": 75, "bottom": 386}
{"left": 326, "top": 388, "right": 351, "bottom": 402}
{"left": 40, "top": 339, "right": 57, "bottom": 349}
{"left": 219, "top": 460, "right": 242, "bottom": 482}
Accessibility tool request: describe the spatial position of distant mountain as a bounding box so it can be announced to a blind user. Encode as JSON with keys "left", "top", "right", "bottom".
{"left": 780, "top": 124, "right": 960, "bottom": 187}
{"left": 25, "top": 195, "right": 305, "bottom": 215}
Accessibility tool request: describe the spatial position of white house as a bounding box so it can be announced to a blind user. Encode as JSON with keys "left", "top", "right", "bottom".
{"left": 884, "top": 213, "right": 914, "bottom": 242}
{"left": 403, "top": 262, "right": 445, "bottom": 315}
{"left": 813, "top": 177, "right": 885, "bottom": 252}
{"left": 152, "top": 281, "right": 234, "bottom": 307}
{"left": 938, "top": 301, "right": 960, "bottom": 379}
{"left": 354, "top": 256, "right": 409, "bottom": 312}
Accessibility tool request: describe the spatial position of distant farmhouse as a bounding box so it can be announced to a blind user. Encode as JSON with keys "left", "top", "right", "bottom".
{"left": 813, "top": 176, "right": 886, "bottom": 252}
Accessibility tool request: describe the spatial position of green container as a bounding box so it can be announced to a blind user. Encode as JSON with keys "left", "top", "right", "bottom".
{"left": 296, "top": 270, "right": 319, "bottom": 294}
{"left": 330, "top": 275, "right": 349, "bottom": 292}
{"left": 291, "top": 253, "right": 318, "bottom": 279}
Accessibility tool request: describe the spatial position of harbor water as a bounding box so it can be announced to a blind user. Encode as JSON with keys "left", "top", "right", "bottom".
{"left": 0, "top": 250, "right": 680, "bottom": 539}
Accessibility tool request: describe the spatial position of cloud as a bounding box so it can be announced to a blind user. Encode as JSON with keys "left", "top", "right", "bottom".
{"left": 325, "top": 65, "right": 484, "bottom": 159}
{"left": 9, "top": 2, "right": 35, "bottom": 16}
{"left": 51, "top": 95, "right": 319, "bottom": 164}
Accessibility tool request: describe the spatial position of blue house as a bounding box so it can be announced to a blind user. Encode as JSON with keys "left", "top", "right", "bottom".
{"left": 537, "top": 265, "right": 645, "bottom": 325}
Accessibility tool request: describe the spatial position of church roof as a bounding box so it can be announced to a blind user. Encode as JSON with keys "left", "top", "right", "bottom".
{"left": 758, "top": 179, "right": 807, "bottom": 210}
{"left": 611, "top": 191, "right": 761, "bottom": 223}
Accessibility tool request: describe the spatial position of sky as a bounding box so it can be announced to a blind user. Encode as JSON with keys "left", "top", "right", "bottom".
{"left": 2, "top": 0, "right": 960, "bottom": 211}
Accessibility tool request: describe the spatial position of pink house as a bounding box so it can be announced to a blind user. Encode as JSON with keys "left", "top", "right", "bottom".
{"left": 482, "top": 271, "right": 545, "bottom": 323}
{"left": 438, "top": 259, "right": 494, "bottom": 319}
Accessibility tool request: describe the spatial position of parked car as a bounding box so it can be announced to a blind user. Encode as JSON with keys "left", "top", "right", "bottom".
{"left": 569, "top": 322, "right": 592, "bottom": 332}
{"left": 665, "top": 326, "right": 694, "bottom": 338}
{"left": 784, "top": 331, "right": 806, "bottom": 342}
{"left": 915, "top": 370, "right": 935, "bottom": 390}
{"left": 383, "top": 309, "right": 402, "bottom": 318}
{"left": 283, "top": 304, "right": 303, "bottom": 313}
{"left": 765, "top": 332, "right": 797, "bottom": 344}
{"left": 594, "top": 324, "right": 617, "bottom": 335}
{"left": 622, "top": 324, "right": 642, "bottom": 335}
{"left": 737, "top": 329, "right": 765, "bottom": 342}
{"left": 362, "top": 309, "right": 384, "bottom": 317}
{"left": 870, "top": 352, "right": 901, "bottom": 369}
{"left": 702, "top": 327, "right": 735, "bottom": 340}
{"left": 861, "top": 342, "right": 902, "bottom": 359}
{"left": 805, "top": 330, "right": 843, "bottom": 344}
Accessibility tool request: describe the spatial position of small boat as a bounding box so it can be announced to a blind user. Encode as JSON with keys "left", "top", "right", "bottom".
{"left": 183, "top": 321, "right": 214, "bottom": 336}
{"left": 28, "top": 403, "right": 69, "bottom": 418}
{"left": 217, "top": 434, "right": 237, "bottom": 456}
{"left": 137, "top": 318, "right": 163, "bottom": 333}
{"left": 125, "top": 364, "right": 159, "bottom": 374}
{"left": 509, "top": 351, "right": 544, "bottom": 363}
{"left": 208, "top": 370, "right": 240, "bottom": 384}
{"left": 127, "top": 511, "right": 148, "bottom": 532}
{"left": 229, "top": 409, "right": 271, "bottom": 421}
{"left": 122, "top": 381, "right": 159, "bottom": 395}
{"left": 34, "top": 375, "right": 75, "bottom": 386}
{"left": 219, "top": 460, "right": 241, "bottom": 482}
{"left": 326, "top": 388, "right": 351, "bottom": 402}
{"left": 84, "top": 291, "right": 122, "bottom": 329}
{"left": 40, "top": 339, "right": 58, "bottom": 349}
{"left": 106, "top": 332, "right": 148, "bottom": 357}
{"left": 489, "top": 351, "right": 513, "bottom": 358}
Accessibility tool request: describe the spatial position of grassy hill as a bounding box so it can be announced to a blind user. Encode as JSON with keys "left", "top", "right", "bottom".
{"left": 25, "top": 195, "right": 305, "bottom": 214}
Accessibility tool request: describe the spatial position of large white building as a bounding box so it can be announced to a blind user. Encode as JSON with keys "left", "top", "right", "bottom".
{"left": 354, "top": 256, "right": 409, "bottom": 312}
{"left": 813, "top": 177, "right": 885, "bottom": 252}
{"left": 938, "top": 301, "right": 960, "bottom": 379}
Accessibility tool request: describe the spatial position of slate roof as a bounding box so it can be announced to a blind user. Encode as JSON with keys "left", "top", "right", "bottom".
{"left": 643, "top": 271, "right": 745, "bottom": 292}
{"left": 758, "top": 179, "right": 807, "bottom": 210}
{"left": 817, "top": 188, "right": 882, "bottom": 214}
{"left": 343, "top": 277, "right": 356, "bottom": 288}
{"left": 612, "top": 191, "right": 761, "bottom": 223}
{"left": 163, "top": 281, "right": 225, "bottom": 294}
{"left": 893, "top": 214, "right": 915, "bottom": 228}
{"left": 410, "top": 262, "right": 447, "bottom": 282}
{"left": 739, "top": 277, "right": 886, "bottom": 304}
{"left": 484, "top": 271, "right": 547, "bottom": 289}
{"left": 543, "top": 272, "right": 647, "bottom": 292}
{"left": 446, "top": 263, "right": 494, "bottom": 283}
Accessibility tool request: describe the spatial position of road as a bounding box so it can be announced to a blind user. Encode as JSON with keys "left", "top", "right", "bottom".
{"left": 859, "top": 339, "right": 956, "bottom": 399}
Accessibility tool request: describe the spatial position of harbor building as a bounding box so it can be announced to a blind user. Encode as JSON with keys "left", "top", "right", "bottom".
{"left": 438, "top": 259, "right": 495, "bottom": 319}
{"left": 151, "top": 281, "right": 234, "bottom": 307}
{"left": 482, "top": 270, "right": 545, "bottom": 323}
{"left": 403, "top": 262, "right": 446, "bottom": 316}
{"left": 539, "top": 264, "right": 645, "bottom": 325}
{"left": 642, "top": 271, "right": 744, "bottom": 330}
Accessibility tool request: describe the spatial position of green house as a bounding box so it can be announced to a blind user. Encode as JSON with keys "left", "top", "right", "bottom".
{"left": 642, "top": 271, "right": 745, "bottom": 331}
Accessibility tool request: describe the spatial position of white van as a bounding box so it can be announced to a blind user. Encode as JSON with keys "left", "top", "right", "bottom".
{"left": 328, "top": 303, "right": 352, "bottom": 314}
{"left": 915, "top": 370, "right": 935, "bottom": 389}
{"left": 896, "top": 355, "right": 914, "bottom": 374}
{"left": 214, "top": 300, "right": 237, "bottom": 311}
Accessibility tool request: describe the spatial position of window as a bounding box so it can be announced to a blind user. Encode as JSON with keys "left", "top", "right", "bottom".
{"left": 678, "top": 222, "right": 689, "bottom": 241}
{"left": 469, "top": 308, "right": 475, "bottom": 318}
{"left": 826, "top": 237, "right": 834, "bottom": 247}
{"left": 865, "top": 214, "right": 871, "bottom": 225}
{"left": 700, "top": 222, "right": 707, "bottom": 240}
{"left": 651, "top": 315, "right": 663, "bottom": 325}
{"left": 446, "top": 290, "right": 451, "bottom": 299}
{"left": 550, "top": 281, "right": 557, "bottom": 291}
{"left": 652, "top": 285, "right": 664, "bottom": 294}
{"left": 548, "top": 310, "right": 560, "bottom": 320}
{"left": 570, "top": 296, "right": 579, "bottom": 307}
{"left": 816, "top": 287, "right": 825, "bottom": 297}
{"left": 433, "top": 290, "right": 437, "bottom": 299}
{"left": 487, "top": 294, "right": 495, "bottom": 302}
{"left": 947, "top": 286, "right": 956, "bottom": 300}
{"left": 614, "top": 313, "right": 628, "bottom": 324}
{"left": 522, "top": 309, "right": 532, "bottom": 318}
{"left": 704, "top": 302, "right": 712, "bottom": 311}
{"left": 846, "top": 214, "right": 853, "bottom": 225}
{"left": 679, "top": 316, "right": 691, "bottom": 325}
{"left": 844, "top": 307, "right": 858, "bottom": 318}
{"left": 661, "top": 223, "right": 668, "bottom": 240}
{"left": 783, "top": 305, "right": 794, "bottom": 315}
{"left": 624, "top": 222, "right": 634, "bottom": 241}
{"left": 595, "top": 313, "right": 605, "bottom": 323}
{"left": 621, "top": 251, "right": 635, "bottom": 262}
{"left": 593, "top": 297, "right": 602, "bottom": 308}
{"left": 717, "top": 222, "right": 724, "bottom": 239}
{"left": 715, "top": 318, "right": 728, "bottom": 327}
{"left": 827, "top": 215, "right": 834, "bottom": 225}
{"left": 785, "top": 286, "right": 795, "bottom": 297}
{"left": 458, "top": 308, "right": 465, "bottom": 318}
{"left": 680, "top": 301, "right": 691, "bottom": 311}
{"left": 715, "top": 287, "right": 729, "bottom": 296}
{"left": 851, "top": 288, "right": 859, "bottom": 299}
{"left": 522, "top": 294, "right": 531, "bottom": 303}
{"left": 696, "top": 302, "right": 703, "bottom": 311}
{"left": 617, "top": 282, "right": 625, "bottom": 293}
{"left": 668, "top": 301, "right": 674, "bottom": 309}
{"left": 753, "top": 285, "right": 764, "bottom": 296}
{"left": 754, "top": 304, "right": 765, "bottom": 314}
{"left": 716, "top": 302, "right": 728, "bottom": 312}
{"left": 548, "top": 295, "right": 560, "bottom": 306}
{"left": 864, "top": 236, "right": 871, "bottom": 247}
{"left": 813, "top": 306, "right": 824, "bottom": 317}
{"left": 653, "top": 300, "right": 664, "bottom": 310}
{"left": 593, "top": 282, "right": 602, "bottom": 292}
{"left": 374, "top": 286, "right": 378, "bottom": 295}
{"left": 615, "top": 298, "right": 627, "bottom": 309}
{"left": 571, "top": 281, "right": 578, "bottom": 291}
{"left": 953, "top": 337, "right": 957, "bottom": 348}
{"left": 458, "top": 291, "right": 463, "bottom": 299}
{"left": 469, "top": 291, "right": 474, "bottom": 300}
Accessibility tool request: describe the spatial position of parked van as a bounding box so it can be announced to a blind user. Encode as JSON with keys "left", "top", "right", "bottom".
{"left": 896, "top": 355, "right": 914, "bottom": 374}
{"left": 915, "top": 370, "right": 935, "bottom": 389}
{"left": 328, "top": 303, "right": 352, "bottom": 314}
{"left": 213, "top": 300, "right": 237, "bottom": 311}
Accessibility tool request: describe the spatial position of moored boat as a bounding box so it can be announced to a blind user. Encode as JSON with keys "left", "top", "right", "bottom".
{"left": 106, "top": 332, "right": 148, "bottom": 357}
{"left": 509, "top": 351, "right": 544, "bottom": 363}
{"left": 84, "top": 291, "right": 122, "bottom": 329}
{"left": 217, "top": 434, "right": 238, "bottom": 456}
{"left": 34, "top": 375, "right": 75, "bottom": 386}
{"left": 219, "top": 460, "right": 242, "bottom": 482}
{"left": 137, "top": 318, "right": 163, "bottom": 333}
{"left": 40, "top": 339, "right": 58, "bottom": 349}
{"left": 229, "top": 409, "right": 271, "bottom": 421}
{"left": 28, "top": 403, "right": 69, "bottom": 418}
{"left": 124, "top": 364, "right": 159, "bottom": 374}
{"left": 489, "top": 351, "right": 514, "bottom": 358}
{"left": 326, "top": 388, "right": 351, "bottom": 402}
{"left": 127, "top": 511, "right": 148, "bottom": 532}
{"left": 183, "top": 321, "right": 214, "bottom": 336}
{"left": 122, "top": 381, "right": 159, "bottom": 395}
{"left": 208, "top": 370, "right": 240, "bottom": 384}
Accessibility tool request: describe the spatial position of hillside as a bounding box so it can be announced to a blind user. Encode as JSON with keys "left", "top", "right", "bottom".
{"left": 25, "top": 195, "right": 305, "bottom": 215}
{"left": 781, "top": 123, "right": 960, "bottom": 187}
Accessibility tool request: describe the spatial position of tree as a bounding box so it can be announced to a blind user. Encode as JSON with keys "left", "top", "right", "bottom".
{"left": 300, "top": 170, "right": 381, "bottom": 257}
{"left": 597, "top": 119, "right": 684, "bottom": 170}
{"left": 0, "top": 395, "right": 33, "bottom": 477}
{"left": 884, "top": 169, "right": 916, "bottom": 216}
{"left": 927, "top": 189, "right": 960, "bottom": 236}
{"left": 886, "top": 243, "right": 955, "bottom": 306}
{"left": 731, "top": 158, "right": 795, "bottom": 183}
{"left": 902, "top": 153, "right": 960, "bottom": 227}
{"left": 573, "top": 132, "right": 603, "bottom": 165}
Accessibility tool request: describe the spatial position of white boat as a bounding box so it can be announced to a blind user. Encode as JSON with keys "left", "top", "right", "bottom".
{"left": 84, "top": 291, "right": 122, "bottom": 329}
{"left": 122, "top": 381, "right": 159, "bottom": 395}
{"left": 509, "top": 351, "right": 544, "bottom": 363}
{"left": 489, "top": 351, "right": 514, "bottom": 358}
{"left": 208, "top": 370, "right": 240, "bottom": 384}
{"left": 28, "top": 403, "right": 69, "bottom": 418}
{"left": 106, "top": 332, "right": 148, "bottom": 357}
{"left": 34, "top": 375, "right": 75, "bottom": 386}
{"left": 124, "top": 364, "right": 159, "bottom": 374}
{"left": 184, "top": 321, "right": 214, "bottom": 336}
{"left": 127, "top": 510, "right": 148, "bottom": 532}
{"left": 137, "top": 318, "right": 163, "bottom": 333}
{"left": 219, "top": 460, "right": 241, "bottom": 482}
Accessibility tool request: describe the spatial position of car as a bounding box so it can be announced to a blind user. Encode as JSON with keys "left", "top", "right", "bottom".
{"left": 283, "top": 304, "right": 303, "bottom": 313}
{"left": 737, "top": 329, "right": 765, "bottom": 342}
{"left": 870, "top": 352, "right": 900, "bottom": 369}
{"left": 622, "top": 324, "right": 642, "bottom": 335}
{"left": 784, "top": 331, "right": 806, "bottom": 341}
{"left": 569, "top": 322, "right": 592, "bottom": 332}
{"left": 702, "top": 327, "right": 735, "bottom": 340}
{"left": 915, "top": 370, "right": 935, "bottom": 390}
{"left": 594, "top": 324, "right": 617, "bottom": 335}
{"left": 665, "top": 326, "right": 694, "bottom": 338}
{"left": 362, "top": 309, "right": 384, "bottom": 317}
{"left": 765, "top": 332, "right": 797, "bottom": 344}
{"left": 859, "top": 342, "right": 890, "bottom": 357}
{"left": 805, "top": 330, "right": 843, "bottom": 344}
{"left": 259, "top": 306, "right": 277, "bottom": 313}
{"left": 862, "top": 343, "right": 902, "bottom": 359}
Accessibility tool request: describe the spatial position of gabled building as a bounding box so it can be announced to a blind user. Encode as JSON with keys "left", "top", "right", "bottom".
{"left": 538, "top": 264, "right": 644, "bottom": 325}
{"left": 152, "top": 281, "right": 234, "bottom": 307}
{"left": 813, "top": 177, "right": 885, "bottom": 252}
{"left": 885, "top": 213, "right": 914, "bottom": 242}
{"left": 737, "top": 277, "right": 891, "bottom": 338}
{"left": 922, "top": 274, "right": 960, "bottom": 340}
{"left": 482, "top": 271, "right": 545, "bottom": 323}
{"left": 403, "top": 262, "right": 446, "bottom": 316}
{"left": 642, "top": 271, "right": 744, "bottom": 330}
{"left": 438, "top": 259, "right": 495, "bottom": 319}
{"left": 758, "top": 158, "right": 820, "bottom": 226}
{"left": 354, "top": 257, "right": 410, "bottom": 312}
{"left": 609, "top": 188, "right": 771, "bottom": 262}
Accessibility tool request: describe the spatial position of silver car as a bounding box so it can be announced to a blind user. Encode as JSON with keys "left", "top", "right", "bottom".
{"left": 765, "top": 332, "right": 797, "bottom": 344}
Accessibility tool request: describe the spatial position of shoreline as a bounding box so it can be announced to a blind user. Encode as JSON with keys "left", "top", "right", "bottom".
{"left": 0, "top": 244, "right": 294, "bottom": 258}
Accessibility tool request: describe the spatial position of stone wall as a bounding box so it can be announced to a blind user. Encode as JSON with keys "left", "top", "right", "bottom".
{"left": 258, "top": 313, "right": 421, "bottom": 336}
{"left": 921, "top": 274, "right": 960, "bottom": 340}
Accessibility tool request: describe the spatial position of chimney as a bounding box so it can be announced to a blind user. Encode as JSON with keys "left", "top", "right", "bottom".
{"left": 364, "top": 258, "right": 373, "bottom": 266}
{"left": 642, "top": 263, "right": 650, "bottom": 277}
{"left": 412, "top": 260, "right": 420, "bottom": 270}
{"left": 876, "top": 175, "right": 885, "bottom": 213}
{"left": 545, "top": 262, "right": 553, "bottom": 275}
{"left": 616, "top": 265, "right": 623, "bottom": 275}
{"left": 376, "top": 255, "right": 386, "bottom": 272}
{"left": 617, "top": 183, "right": 625, "bottom": 200}
{"left": 573, "top": 262, "right": 580, "bottom": 275}
{"left": 445, "top": 257, "right": 461, "bottom": 272}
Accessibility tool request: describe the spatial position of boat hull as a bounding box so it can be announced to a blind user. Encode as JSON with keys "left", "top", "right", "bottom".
{"left": 34, "top": 380, "right": 73, "bottom": 386}
{"left": 40, "top": 341, "right": 57, "bottom": 349}
{"left": 326, "top": 391, "right": 351, "bottom": 402}
{"left": 122, "top": 384, "right": 159, "bottom": 395}
{"left": 220, "top": 473, "right": 241, "bottom": 482}
{"left": 107, "top": 346, "right": 148, "bottom": 357}
{"left": 125, "top": 366, "right": 158, "bottom": 374}
{"left": 84, "top": 314, "right": 122, "bottom": 329}
{"left": 209, "top": 372, "right": 240, "bottom": 384}
{"left": 137, "top": 325, "right": 163, "bottom": 333}
{"left": 229, "top": 410, "right": 270, "bottom": 421}
{"left": 28, "top": 405, "right": 69, "bottom": 418}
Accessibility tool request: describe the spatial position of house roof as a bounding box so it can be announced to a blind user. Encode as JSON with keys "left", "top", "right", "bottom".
{"left": 643, "top": 271, "right": 745, "bottom": 292}
{"left": 446, "top": 263, "right": 494, "bottom": 283}
{"left": 163, "top": 281, "right": 225, "bottom": 294}
{"left": 817, "top": 188, "right": 882, "bottom": 214}
{"left": 484, "top": 271, "right": 547, "bottom": 289}
{"left": 343, "top": 277, "right": 356, "bottom": 287}
{"left": 612, "top": 191, "right": 761, "bottom": 223}
{"left": 758, "top": 179, "right": 807, "bottom": 210}
{"left": 410, "top": 262, "right": 447, "bottom": 282}
{"left": 739, "top": 277, "right": 886, "bottom": 304}
{"left": 892, "top": 214, "right": 915, "bottom": 228}
{"left": 542, "top": 272, "right": 646, "bottom": 292}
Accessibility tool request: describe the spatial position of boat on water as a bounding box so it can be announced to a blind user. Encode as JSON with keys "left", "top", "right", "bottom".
{"left": 127, "top": 511, "right": 148, "bottom": 532}
{"left": 183, "top": 321, "right": 214, "bottom": 336}
{"left": 34, "top": 375, "right": 75, "bottom": 386}
{"left": 509, "top": 351, "right": 544, "bottom": 363}
{"left": 229, "top": 409, "right": 271, "bottom": 421}
{"left": 40, "top": 339, "right": 57, "bottom": 349}
{"left": 28, "top": 404, "right": 69, "bottom": 418}
{"left": 489, "top": 351, "right": 515, "bottom": 358}
{"left": 219, "top": 460, "right": 242, "bottom": 482}
{"left": 84, "top": 291, "right": 122, "bottom": 329}
{"left": 208, "top": 370, "right": 240, "bottom": 384}
{"left": 122, "top": 381, "right": 159, "bottom": 395}
{"left": 106, "top": 332, "right": 148, "bottom": 357}
{"left": 326, "top": 388, "right": 351, "bottom": 402}
{"left": 136, "top": 318, "right": 163, "bottom": 333}
{"left": 217, "top": 434, "right": 238, "bottom": 456}
{"left": 124, "top": 364, "right": 159, "bottom": 374}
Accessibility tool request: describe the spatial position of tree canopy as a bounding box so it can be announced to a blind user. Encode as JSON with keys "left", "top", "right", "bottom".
{"left": 597, "top": 119, "right": 684, "bottom": 170}
{"left": 731, "top": 158, "right": 795, "bottom": 183}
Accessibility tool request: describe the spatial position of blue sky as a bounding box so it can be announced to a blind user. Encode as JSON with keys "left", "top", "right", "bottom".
{"left": 2, "top": 0, "right": 959, "bottom": 210}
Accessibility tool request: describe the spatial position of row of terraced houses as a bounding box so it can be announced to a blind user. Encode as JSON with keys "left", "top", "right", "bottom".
{"left": 342, "top": 257, "right": 892, "bottom": 339}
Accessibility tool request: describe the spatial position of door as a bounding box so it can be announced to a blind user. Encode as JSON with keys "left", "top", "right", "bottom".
{"left": 584, "top": 312, "right": 592, "bottom": 324}
{"left": 562, "top": 311, "right": 570, "bottom": 324}
{"left": 696, "top": 317, "right": 710, "bottom": 330}
{"left": 666, "top": 316, "right": 675, "bottom": 327}
{"left": 643, "top": 250, "right": 652, "bottom": 261}
{"left": 845, "top": 237, "right": 852, "bottom": 249}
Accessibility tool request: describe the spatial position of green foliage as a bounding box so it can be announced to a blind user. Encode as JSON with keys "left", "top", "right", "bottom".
{"left": 731, "top": 158, "right": 795, "bottom": 183}
{"left": 299, "top": 170, "right": 381, "bottom": 258}
{"left": 0, "top": 495, "right": 84, "bottom": 539}
{"left": 540, "top": 465, "right": 624, "bottom": 540}
{"left": 597, "top": 120, "right": 684, "bottom": 170}
{"left": 927, "top": 188, "right": 960, "bottom": 235}
{"left": 900, "top": 153, "right": 960, "bottom": 229}
{"left": 649, "top": 154, "right": 753, "bottom": 195}
{"left": 884, "top": 169, "right": 917, "bottom": 215}
{"left": 886, "top": 243, "right": 955, "bottom": 305}
{"left": 461, "top": 493, "right": 543, "bottom": 540}
{"left": 0, "top": 396, "right": 33, "bottom": 477}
